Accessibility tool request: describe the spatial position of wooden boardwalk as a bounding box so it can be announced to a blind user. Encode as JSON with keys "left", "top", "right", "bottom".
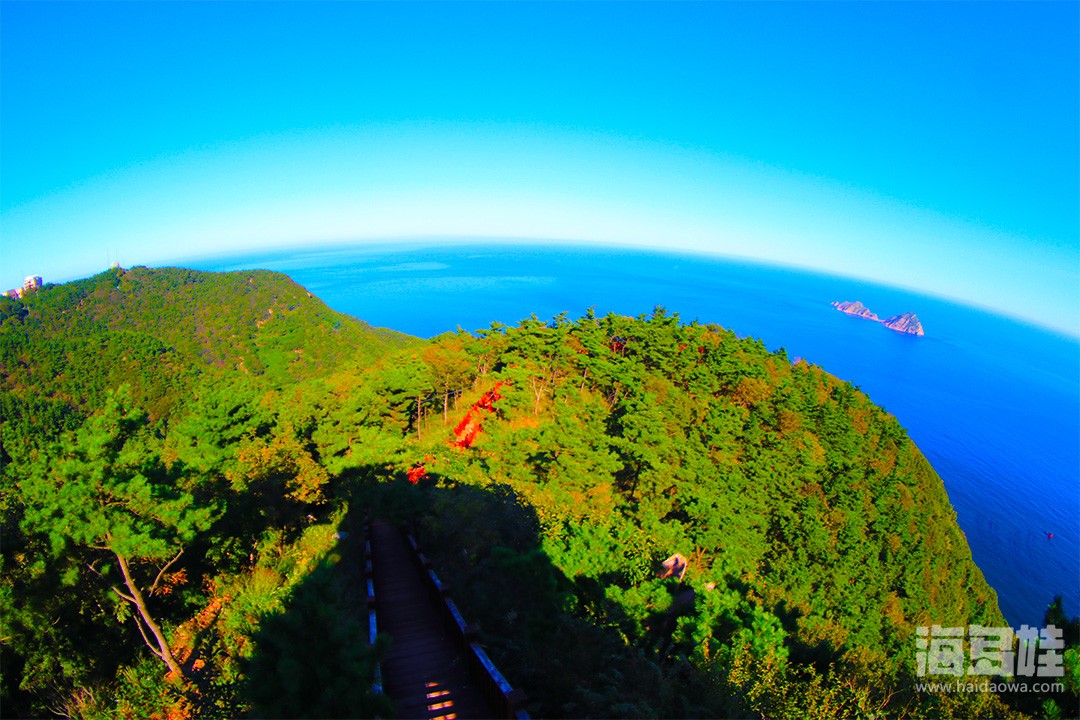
{"left": 369, "top": 520, "right": 494, "bottom": 719}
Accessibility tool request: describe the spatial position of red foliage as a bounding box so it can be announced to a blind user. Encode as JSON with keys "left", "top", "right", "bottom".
{"left": 407, "top": 462, "right": 426, "bottom": 484}
{"left": 451, "top": 381, "right": 504, "bottom": 448}
{"left": 404, "top": 386, "right": 505, "bottom": 484}
{"left": 475, "top": 381, "right": 504, "bottom": 411}
{"left": 452, "top": 414, "right": 481, "bottom": 448}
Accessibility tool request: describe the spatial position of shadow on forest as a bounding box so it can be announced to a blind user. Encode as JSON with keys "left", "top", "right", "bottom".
{"left": 238, "top": 467, "right": 739, "bottom": 718}
{"left": 772, "top": 599, "right": 844, "bottom": 674}
{"left": 236, "top": 480, "right": 389, "bottom": 719}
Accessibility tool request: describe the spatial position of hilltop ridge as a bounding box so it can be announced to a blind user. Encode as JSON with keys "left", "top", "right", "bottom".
{"left": 0, "top": 265, "right": 417, "bottom": 418}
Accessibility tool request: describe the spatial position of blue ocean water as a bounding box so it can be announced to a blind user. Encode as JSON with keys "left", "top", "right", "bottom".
{"left": 190, "top": 242, "right": 1080, "bottom": 627}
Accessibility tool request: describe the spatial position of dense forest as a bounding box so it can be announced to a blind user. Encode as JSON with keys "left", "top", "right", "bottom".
{"left": 1, "top": 266, "right": 1076, "bottom": 719}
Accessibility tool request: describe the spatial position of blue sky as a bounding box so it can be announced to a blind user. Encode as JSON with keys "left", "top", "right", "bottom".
{"left": 2, "top": 2, "right": 1077, "bottom": 334}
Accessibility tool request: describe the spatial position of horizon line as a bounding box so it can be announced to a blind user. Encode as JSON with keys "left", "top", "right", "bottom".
{"left": 20, "top": 236, "right": 1079, "bottom": 342}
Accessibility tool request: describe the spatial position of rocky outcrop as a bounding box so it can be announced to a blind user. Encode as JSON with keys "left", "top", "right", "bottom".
{"left": 882, "top": 312, "right": 925, "bottom": 336}
{"left": 833, "top": 300, "right": 924, "bottom": 336}
{"left": 831, "top": 300, "right": 879, "bottom": 321}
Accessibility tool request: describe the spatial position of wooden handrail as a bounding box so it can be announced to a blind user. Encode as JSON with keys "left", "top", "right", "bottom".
{"left": 363, "top": 535, "right": 383, "bottom": 696}
{"left": 403, "top": 530, "right": 529, "bottom": 719}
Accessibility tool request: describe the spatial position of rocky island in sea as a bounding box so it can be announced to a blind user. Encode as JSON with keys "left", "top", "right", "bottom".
{"left": 882, "top": 311, "right": 925, "bottom": 336}
{"left": 832, "top": 300, "right": 924, "bottom": 336}
{"left": 831, "top": 300, "right": 880, "bottom": 321}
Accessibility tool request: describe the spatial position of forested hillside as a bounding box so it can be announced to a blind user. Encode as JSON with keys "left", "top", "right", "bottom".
{"left": 0, "top": 266, "right": 413, "bottom": 420}
{"left": 1, "top": 269, "right": 1074, "bottom": 718}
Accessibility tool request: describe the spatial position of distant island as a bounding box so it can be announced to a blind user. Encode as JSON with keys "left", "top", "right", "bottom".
{"left": 832, "top": 300, "right": 925, "bottom": 336}
{"left": 881, "top": 311, "right": 925, "bottom": 335}
{"left": 830, "top": 299, "right": 879, "bottom": 321}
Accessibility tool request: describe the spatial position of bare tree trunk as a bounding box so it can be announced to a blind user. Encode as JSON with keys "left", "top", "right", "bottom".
{"left": 609, "top": 383, "right": 621, "bottom": 407}
{"left": 416, "top": 395, "right": 422, "bottom": 440}
{"left": 443, "top": 384, "right": 449, "bottom": 424}
{"left": 114, "top": 550, "right": 184, "bottom": 677}
{"left": 530, "top": 377, "right": 546, "bottom": 415}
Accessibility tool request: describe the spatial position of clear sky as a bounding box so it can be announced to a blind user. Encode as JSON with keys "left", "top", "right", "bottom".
{"left": 2, "top": 1, "right": 1077, "bottom": 335}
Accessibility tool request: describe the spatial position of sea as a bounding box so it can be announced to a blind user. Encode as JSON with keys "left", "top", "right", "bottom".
{"left": 189, "top": 241, "right": 1080, "bottom": 628}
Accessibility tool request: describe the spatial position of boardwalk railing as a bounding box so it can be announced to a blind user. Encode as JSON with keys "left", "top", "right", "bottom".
{"left": 404, "top": 530, "right": 530, "bottom": 720}
{"left": 362, "top": 533, "right": 383, "bottom": 696}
